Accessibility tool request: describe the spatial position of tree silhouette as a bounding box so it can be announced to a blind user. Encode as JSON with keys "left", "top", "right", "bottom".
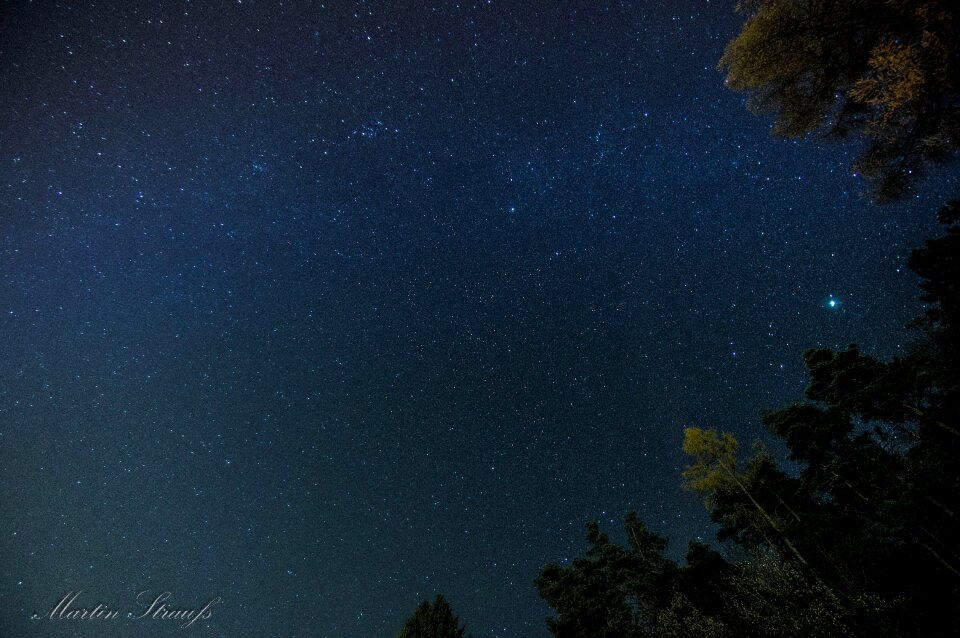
{"left": 536, "top": 205, "right": 960, "bottom": 635}
{"left": 397, "top": 595, "right": 467, "bottom": 638}
{"left": 535, "top": 513, "right": 678, "bottom": 637}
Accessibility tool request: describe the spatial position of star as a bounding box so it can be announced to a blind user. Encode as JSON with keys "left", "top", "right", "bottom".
{"left": 824, "top": 295, "right": 842, "bottom": 310}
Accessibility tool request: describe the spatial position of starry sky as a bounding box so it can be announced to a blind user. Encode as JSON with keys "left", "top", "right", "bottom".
{"left": 0, "top": 1, "right": 954, "bottom": 637}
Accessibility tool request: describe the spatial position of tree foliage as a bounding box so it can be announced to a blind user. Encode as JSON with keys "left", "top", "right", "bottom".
{"left": 397, "top": 595, "right": 468, "bottom": 638}
{"left": 719, "top": 0, "right": 960, "bottom": 200}
{"left": 535, "top": 513, "right": 679, "bottom": 637}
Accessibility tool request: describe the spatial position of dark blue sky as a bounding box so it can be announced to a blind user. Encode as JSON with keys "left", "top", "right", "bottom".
{"left": 0, "top": 1, "right": 953, "bottom": 636}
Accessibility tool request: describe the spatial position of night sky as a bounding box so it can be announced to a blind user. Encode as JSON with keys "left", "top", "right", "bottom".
{"left": 1, "top": 1, "right": 954, "bottom": 637}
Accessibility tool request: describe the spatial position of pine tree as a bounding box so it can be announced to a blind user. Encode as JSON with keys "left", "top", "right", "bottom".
{"left": 397, "top": 595, "right": 467, "bottom": 638}
{"left": 535, "top": 513, "right": 679, "bottom": 637}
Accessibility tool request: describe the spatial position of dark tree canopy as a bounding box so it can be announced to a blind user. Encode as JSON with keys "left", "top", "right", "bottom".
{"left": 535, "top": 513, "right": 680, "bottom": 637}
{"left": 720, "top": 0, "right": 960, "bottom": 200}
{"left": 397, "top": 595, "right": 467, "bottom": 638}
{"left": 535, "top": 204, "right": 960, "bottom": 636}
